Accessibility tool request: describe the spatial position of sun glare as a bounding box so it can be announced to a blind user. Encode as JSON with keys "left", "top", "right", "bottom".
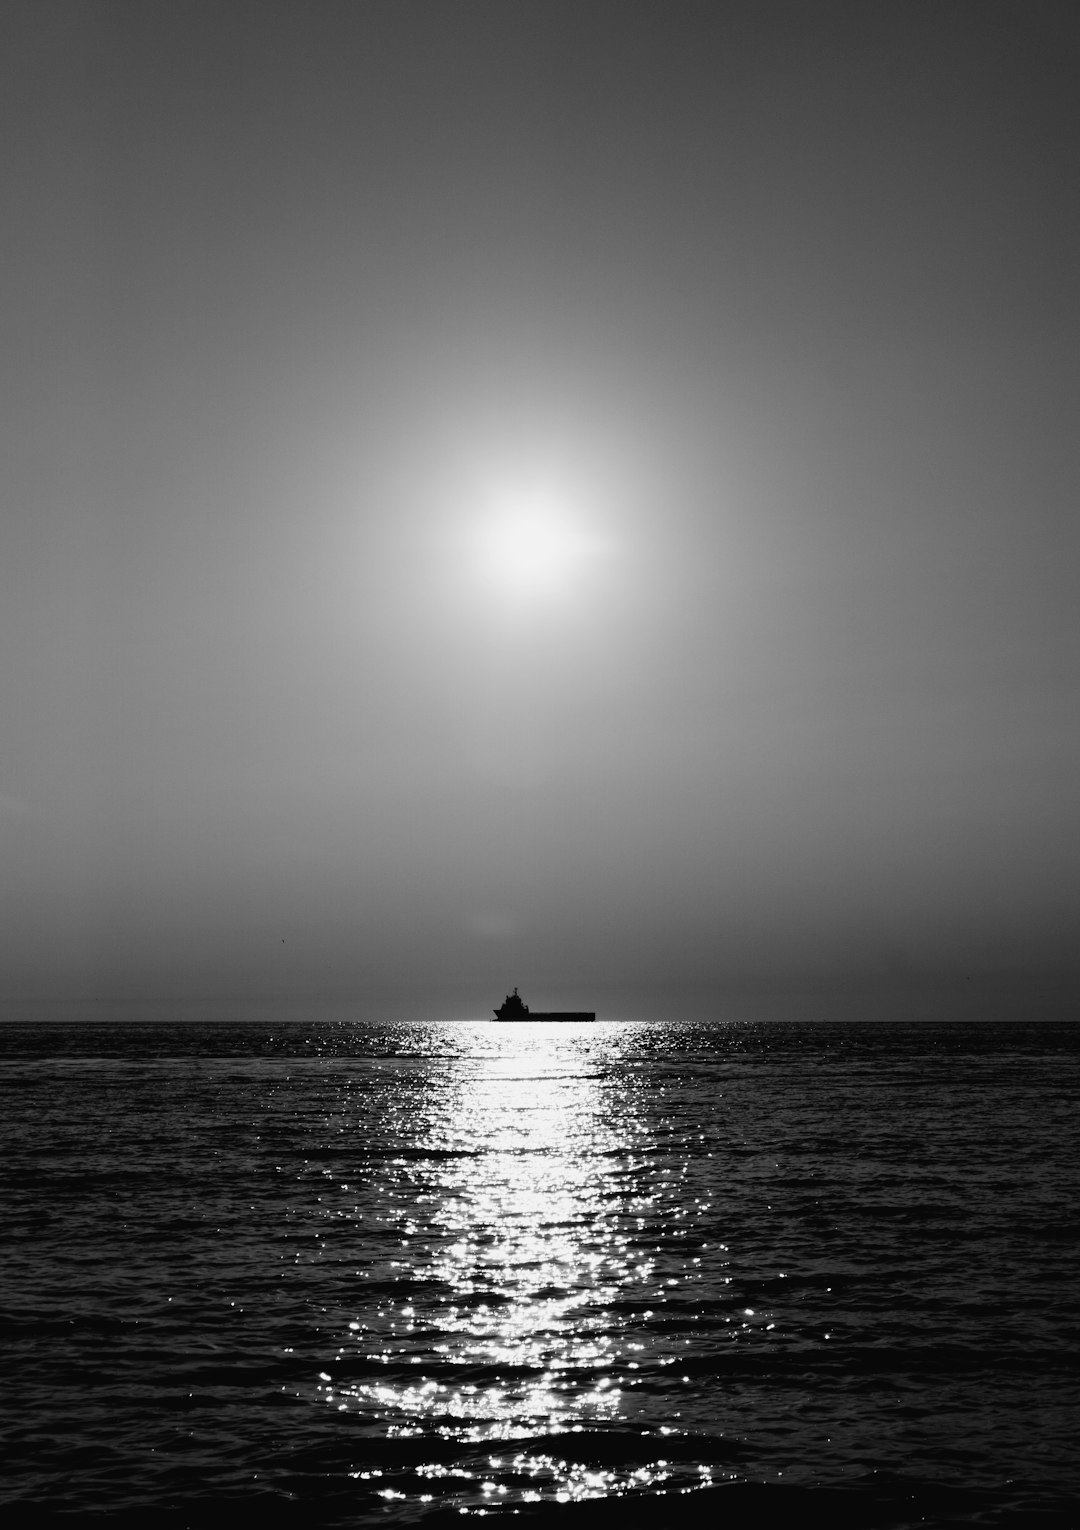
{"left": 473, "top": 495, "right": 598, "bottom": 600}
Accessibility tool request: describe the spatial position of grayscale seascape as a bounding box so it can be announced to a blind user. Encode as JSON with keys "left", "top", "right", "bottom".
{"left": 2, "top": 1018, "right": 1077, "bottom": 1527}
{"left": 4, "top": 3, "right": 1080, "bottom": 1524}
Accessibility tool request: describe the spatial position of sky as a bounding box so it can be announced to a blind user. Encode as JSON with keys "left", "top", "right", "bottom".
{"left": 2, "top": 0, "right": 1078, "bottom": 1018}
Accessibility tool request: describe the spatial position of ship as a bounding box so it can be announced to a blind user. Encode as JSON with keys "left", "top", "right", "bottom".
{"left": 492, "top": 987, "right": 595, "bottom": 1022}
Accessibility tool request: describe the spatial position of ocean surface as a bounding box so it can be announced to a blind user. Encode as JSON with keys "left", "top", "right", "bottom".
{"left": 2, "top": 1018, "right": 1078, "bottom": 1528}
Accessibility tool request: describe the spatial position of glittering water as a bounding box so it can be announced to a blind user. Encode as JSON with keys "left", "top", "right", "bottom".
{"left": 2, "top": 1018, "right": 1078, "bottom": 1525}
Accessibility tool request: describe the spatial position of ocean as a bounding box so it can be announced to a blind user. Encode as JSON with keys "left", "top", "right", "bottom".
{"left": 1, "top": 1018, "right": 1077, "bottom": 1527}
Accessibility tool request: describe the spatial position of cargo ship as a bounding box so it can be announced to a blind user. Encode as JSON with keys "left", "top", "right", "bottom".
{"left": 492, "top": 987, "right": 595, "bottom": 1022}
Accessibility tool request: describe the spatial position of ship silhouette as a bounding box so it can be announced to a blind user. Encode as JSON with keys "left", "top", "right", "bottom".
{"left": 492, "top": 987, "right": 595, "bottom": 1022}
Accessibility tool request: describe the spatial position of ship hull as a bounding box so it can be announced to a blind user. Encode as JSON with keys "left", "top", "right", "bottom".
{"left": 493, "top": 1012, "right": 595, "bottom": 1022}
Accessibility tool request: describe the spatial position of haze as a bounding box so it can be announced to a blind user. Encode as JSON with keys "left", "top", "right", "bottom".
{"left": 2, "top": 2, "right": 1078, "bottom": 1019}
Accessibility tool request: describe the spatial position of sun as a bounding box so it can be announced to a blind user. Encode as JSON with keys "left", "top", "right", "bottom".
{"left": 481, "top": 514, "right": 581, "bottom": 592}
{"left": 472, "top": 493, "right": 597, "bottom": 600}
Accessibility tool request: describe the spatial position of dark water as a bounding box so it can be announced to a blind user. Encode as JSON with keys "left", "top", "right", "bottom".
{"left": 2, "top": 1019, "right": 1078, "bottom": 1528}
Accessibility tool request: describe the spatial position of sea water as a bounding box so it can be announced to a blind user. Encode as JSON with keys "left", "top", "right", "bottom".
{"left": 2, "top": 1018, "right": 1077, "bottom": 1526}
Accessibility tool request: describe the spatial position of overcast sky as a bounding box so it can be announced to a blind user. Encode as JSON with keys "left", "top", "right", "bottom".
{"left": 2, "top": 1, "right": 1078, "bottom": 1017}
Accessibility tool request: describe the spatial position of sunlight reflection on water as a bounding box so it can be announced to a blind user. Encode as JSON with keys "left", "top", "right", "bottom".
{"left": 315, "top": 1022, "right": 710, "bottom": 1502}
